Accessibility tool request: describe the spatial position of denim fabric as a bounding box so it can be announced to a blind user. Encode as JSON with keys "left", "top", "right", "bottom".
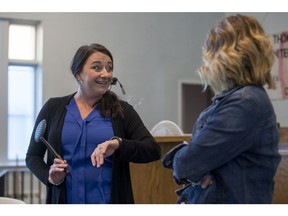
{"left": 172, "top": 85, "right": 281, "bottom": 203}
{"left": 176, "top": 183, "right": 217, "bottom": 204}
{"left": 162, "top": 143, "right": 187, "bottom": 169}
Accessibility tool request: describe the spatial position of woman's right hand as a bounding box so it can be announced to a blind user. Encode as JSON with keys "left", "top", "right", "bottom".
{"left": 48, "top": 158, "right": 68, "bottom": 185}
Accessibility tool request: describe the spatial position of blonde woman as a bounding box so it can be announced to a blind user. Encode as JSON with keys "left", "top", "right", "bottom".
{"left": 163, "top": 14, "right": 281, "bottom": 204}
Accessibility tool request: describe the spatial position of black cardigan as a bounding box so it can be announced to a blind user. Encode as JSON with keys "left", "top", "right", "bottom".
{"left": 25, "top": 93, "right": 161, "bottom": 204}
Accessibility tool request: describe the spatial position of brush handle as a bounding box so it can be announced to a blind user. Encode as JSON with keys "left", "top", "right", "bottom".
{"left": 40, "top": 137, "right": 69, "bottom": 174}
{"left": 40, "top": 137, "right": 62, "bottom": 159}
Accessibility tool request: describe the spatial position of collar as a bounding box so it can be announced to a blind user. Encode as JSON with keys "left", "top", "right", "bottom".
{"left": 212, "top": 86, "right": 244, "bottom": 102}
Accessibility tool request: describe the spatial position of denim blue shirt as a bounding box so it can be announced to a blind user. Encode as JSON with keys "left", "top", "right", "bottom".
{"left": 173, "top": 85, "right": 281, "bottom": 203}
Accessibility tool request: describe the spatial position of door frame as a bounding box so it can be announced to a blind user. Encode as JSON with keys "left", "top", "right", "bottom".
{"left": 178, "top": 79, "right": 202, "bottom": 133}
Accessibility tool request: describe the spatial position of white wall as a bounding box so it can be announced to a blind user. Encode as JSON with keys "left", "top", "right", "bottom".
{"left": 0, "top": 12, "right": 287, "bottom": 130}
{"left": 0, "top": 12, "right": 223, "bottom": 130}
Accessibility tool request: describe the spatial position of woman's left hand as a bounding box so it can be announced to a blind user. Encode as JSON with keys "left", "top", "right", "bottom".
{"left": 91, "top": 139, "right": 120, "bottom": 168}
{"left": 199, "top": 174, "right": 214, "bottom": 189}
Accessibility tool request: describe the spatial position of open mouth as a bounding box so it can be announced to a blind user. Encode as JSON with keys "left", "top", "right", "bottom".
{"left": 95, "top": 79, "right": 109, "bottom": 85}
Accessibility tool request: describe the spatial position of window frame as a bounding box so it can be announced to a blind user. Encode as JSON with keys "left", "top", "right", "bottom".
{"left": 0, "top": 18, "right": 42, "bottom": 165}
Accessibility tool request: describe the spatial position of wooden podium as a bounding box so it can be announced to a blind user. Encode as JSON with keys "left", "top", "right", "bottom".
{"left": 130, "top": 135, "right": 191, "bottom": 204}
{"left": 272, "top": 127, "right": 288, "bottom": 204}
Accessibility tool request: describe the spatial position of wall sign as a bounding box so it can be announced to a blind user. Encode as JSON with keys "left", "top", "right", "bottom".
{"left": 267, "top": 32, "right": 288, "bottom": 100}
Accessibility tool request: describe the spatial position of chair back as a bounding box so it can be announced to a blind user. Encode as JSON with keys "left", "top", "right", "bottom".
{"left": 0, "top": 197, "right": 26, "bottom": 204}
{"left": 150, "top": 120, "right": 183, "bottom": 136}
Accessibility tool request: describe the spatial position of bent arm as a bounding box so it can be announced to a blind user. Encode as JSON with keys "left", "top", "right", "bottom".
{"left": 25, "top": 100, "right": 51, "bottom": 185}
{"left": 115, "top": 103, "right": 161, "bottom": 163}
{"left": 173, "top": 97, "right": 258, "bottom": 183}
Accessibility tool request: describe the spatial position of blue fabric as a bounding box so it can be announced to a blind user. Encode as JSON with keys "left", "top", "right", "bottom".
{"left": 176, "top": 182, "right": 217, "bottom": 204}
{"left": 172, "top": 85, "right": 281, "bottom": 203}
{"left": 62, "top": 98, "right": 113, "bottom": 204}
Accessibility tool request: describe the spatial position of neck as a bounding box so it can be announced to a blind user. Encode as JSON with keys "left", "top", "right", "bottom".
{"left": 74, "top": 91, "right": 102, "bottom": 108}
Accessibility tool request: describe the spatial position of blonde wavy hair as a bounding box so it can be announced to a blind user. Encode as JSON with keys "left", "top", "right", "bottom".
{"left": 198, "top": 14, "right": 275, "bottom": 95}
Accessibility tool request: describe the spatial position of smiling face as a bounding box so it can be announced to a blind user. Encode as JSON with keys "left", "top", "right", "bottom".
{"left": 77, "top": 51, "right": 113, "bottom": 99}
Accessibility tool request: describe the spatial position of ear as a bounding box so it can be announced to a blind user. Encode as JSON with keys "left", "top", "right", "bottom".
{"left": 76, "top": 74, "right": 81, "bottom": 80}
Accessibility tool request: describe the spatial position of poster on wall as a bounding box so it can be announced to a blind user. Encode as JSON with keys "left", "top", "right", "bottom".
{"left": 267, "top": 31, "right": 288, "bottom": 100}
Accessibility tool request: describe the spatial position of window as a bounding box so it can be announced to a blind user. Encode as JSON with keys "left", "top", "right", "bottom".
{"left": 8, "top": 66, "right": 35, "bottom": 160}
{"left": 0, "top": 19, "right": 42, "bottom": 163}
{"left": 9, "top": 24, "right": 36, "bottom": 60}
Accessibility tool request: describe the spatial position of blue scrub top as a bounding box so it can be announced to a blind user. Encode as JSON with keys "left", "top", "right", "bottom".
{"left": 62, "top": 98, "right": 114, "bottom": 204}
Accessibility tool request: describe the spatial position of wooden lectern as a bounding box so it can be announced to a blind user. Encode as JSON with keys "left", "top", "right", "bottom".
{"left": 273, "top": 127, "right": 288, "bottom": 204}
{"left": 130, "top": 135, "right": 191, "bottom": 204}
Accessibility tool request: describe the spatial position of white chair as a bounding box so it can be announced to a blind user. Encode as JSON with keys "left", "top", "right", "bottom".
{"left": 150, "top": 120, "right": 184, "bottom": 136}
{"left": 0, "top": 197, "right": 26, "bottom": 204}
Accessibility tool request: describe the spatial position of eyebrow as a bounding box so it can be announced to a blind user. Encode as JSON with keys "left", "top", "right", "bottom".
{"left": 92, "top": 60, "right": 113, "bottom": 64}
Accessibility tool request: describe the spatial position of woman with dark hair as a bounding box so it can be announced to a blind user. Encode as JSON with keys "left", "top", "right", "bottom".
{"left": 163, "top": 14, "right": 281, "bottom": 204}
{"left": 26, "top": 43, "right": 161, "bottom": 204}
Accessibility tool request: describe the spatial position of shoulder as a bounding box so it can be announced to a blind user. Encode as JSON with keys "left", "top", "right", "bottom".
{"left": 118, "top": 100, "right": 141, "bottom": 119}
{"left": 119, "top": 100, "right": 134, "bottom": 115}
{"left": 232, "top": 85, "right": 269, "bottom": 105}
{"left": 223, "top": 85, "right": 272, "bottom": 116}
{"left": 43, "top": 93, "right": 75, "bottom": 113}
{"left": 119, "top": 100, "right": 133, "bottom": 110}
{"left": 222, "top": 85, "right": 267, "bottom": 102}
{"left": 46, "top": 93, "right": 75, "bottom": 106}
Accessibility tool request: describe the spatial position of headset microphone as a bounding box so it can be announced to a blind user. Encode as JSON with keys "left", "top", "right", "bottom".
{"left": 111, "top": 77, "right": 126, "bottom": 95}
{"left": 111, "top": 77, "right": 118, "bottom": 85}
